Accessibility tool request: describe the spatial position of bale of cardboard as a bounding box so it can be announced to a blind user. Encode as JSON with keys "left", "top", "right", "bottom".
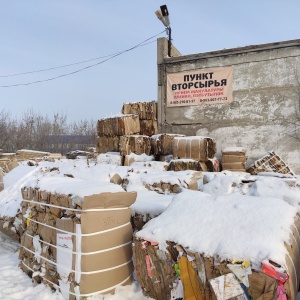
{"left": 167, "top": 159, "right": 208, "bottom": 172}
{"left": 172, "top": 136, "right": 216, "bottom": 161}
{"left": 247, "top": 151, "right": 294, "bottom": 175}
{"left": 119, "top": 135, "right": 151, "bottom": 156}
{"left": 151, "top": 134, "right": 186, "bottom": 156}
{"left": 222, "top": 147, "right": 247, "bottom": 172}
{"left": 19, "top": 178, "right": 137, "bottom": 299}
{"left": 97, "top": 114, "right": 140, "bottom": 137}
{"left": 133, "top": 191, "right": 300, "bottom": 300}
{"left": 121, "top": 101, "right": 157, "bottom": 120}
{"left": 96, "top": 136, "right": 120, "bottom": 153}
{"left": 123, "top": 153, "right": 155, "bottom": 167}
{"left": 139, "top": 119, "right": 158, "bottom": 136}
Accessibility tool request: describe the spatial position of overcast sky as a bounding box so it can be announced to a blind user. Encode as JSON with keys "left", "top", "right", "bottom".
{"left": 1, "top": 1, "right": 300, "bottom": 122}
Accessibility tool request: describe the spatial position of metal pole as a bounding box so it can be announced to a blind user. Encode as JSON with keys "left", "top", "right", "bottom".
{"left": 167, "top": 26, "right": 172, "bottom": 57}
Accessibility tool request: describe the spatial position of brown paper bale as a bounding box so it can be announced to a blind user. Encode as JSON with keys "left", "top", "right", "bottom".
{"left": 121, "top": 101, "right": 157, "bottom": 120}
{"left": 132, "top": 237, "right": 177, "bottom": 300}
{"left": 151, "top": 134, "right": 185, "bottom": 156}
{"left": 205, "top": 158, "right": 221, "bottom": 172}
{"left": 222, "top": 162, "right": 246, "bottom": 172}
{"left": 167, "top": 159, "right": 207, "bottom": 172}
{"left": 172, "top": 136, "right": 216, "bottom": 161}
{"left": 96, "top": 136, "right": 120, "bottom": 153}
{"left": 97, "top": 114, "right": 140, "bottom": 136}
{"left": 119, "top": 135, "right": 151, "bottom": 156}
{"left": 133, "top": 237, "right": 282, "bottom": 300}
{"left": 139, "top": 119, "right": 158, "bottom": 136}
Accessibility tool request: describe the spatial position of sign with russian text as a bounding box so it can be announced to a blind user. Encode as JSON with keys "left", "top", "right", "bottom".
{"left": 167, "top": 66, "right": 233, "bottom": 107}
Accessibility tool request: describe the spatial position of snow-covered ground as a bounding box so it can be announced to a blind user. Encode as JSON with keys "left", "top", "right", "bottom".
{"left": 0, "top": 157, "right": 299, "bottom": 299}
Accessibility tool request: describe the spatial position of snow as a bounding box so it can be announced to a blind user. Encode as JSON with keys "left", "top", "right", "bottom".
{"left": 136, "top": 190, "right": 297, "bottom": 268}
{"left": 0, "top": 158, "right": 299, "bottom": 299}
{"left": 222, "top": 146, "right": 247, "bottom": 153}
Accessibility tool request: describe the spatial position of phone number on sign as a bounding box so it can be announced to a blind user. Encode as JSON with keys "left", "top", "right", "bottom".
{"left": 199, "top": 97, "right": 227, "bottom": 103}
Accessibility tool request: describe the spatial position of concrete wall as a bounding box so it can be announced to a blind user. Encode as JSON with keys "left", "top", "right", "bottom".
{"left": 157, "top": 38, "right": 300, "bottom": 173}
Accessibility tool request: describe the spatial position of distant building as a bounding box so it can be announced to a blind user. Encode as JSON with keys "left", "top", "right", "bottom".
{"left": 157, "top": 37, "right": 300, "bottom": 173}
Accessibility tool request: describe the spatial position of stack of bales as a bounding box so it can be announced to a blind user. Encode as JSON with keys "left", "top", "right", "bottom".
{"left": 120, "top": 102, "right": 158, "bottom": 159}
{"left": 221, "top": 147, "right": 247, "bottom": 172}
{"left": 121, "top": 101, "right": 158, "bottom": 137}
{"left": 19, "top": 177, "right": 136, "bottom": 299}
{"left": 96, "top": 114, "right": 140, "bottom": 154}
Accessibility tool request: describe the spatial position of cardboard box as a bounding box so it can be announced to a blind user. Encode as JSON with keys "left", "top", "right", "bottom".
{"left": 222, "top": 162, "right": 246, "bottom": 170}
{"left": 222, "top": 154, "right": 247, "bottom": 163}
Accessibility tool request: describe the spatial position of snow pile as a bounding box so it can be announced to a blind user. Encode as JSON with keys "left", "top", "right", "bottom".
{"left": 136, "top": 189, "right": 297, "bottom": 267}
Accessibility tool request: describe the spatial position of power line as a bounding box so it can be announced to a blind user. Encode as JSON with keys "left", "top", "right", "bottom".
{"left": 0, "top": 30, "right": 165, "bottom": 88}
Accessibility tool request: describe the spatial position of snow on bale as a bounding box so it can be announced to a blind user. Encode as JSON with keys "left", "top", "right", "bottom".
{"left": 123, "top": 153, "right": 155, "bottom": 167}
{"left": 247, "top": 151, "right": 294, "bottom": 176}
{"left": 97, "top": 152, "right": 123, "bottom": 166}
{"left": 133, "top": 190, "right": 300, "bottom": 300}
{"left": 19, "top": 177, "right": 137, "bottom": 299}
{"left": 123, "top": 169, "right": 203, "bottom": 195}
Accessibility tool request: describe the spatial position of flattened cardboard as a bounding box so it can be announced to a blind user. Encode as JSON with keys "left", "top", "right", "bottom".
{"left": 80, "top": 243, "right": 132, "bottom": 272}
{"left": 222, "top": 154, "right": 247, "bottom": 163}
{"left": 81, "top": 223, "right": 133, "bottom": 252}
{"left": 82, "top": 192, "right": 136, "bottom": 210}
{"left": 80, "top": 263, "right": 133, "bottom": 295}
{"left": 80, "top": 208, "right": 132, "bottom": 234}
{"left": 248, "top": 271, "right": 277, "bottom": 300}
{"left": 222, "top": 162, "right": 246, "bottom": 170}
